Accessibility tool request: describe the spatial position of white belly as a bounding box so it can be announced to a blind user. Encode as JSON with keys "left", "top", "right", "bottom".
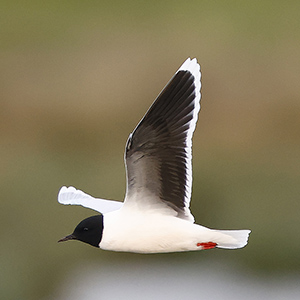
{"left": 99, "top": 209, "right": 214, "bottom": 253}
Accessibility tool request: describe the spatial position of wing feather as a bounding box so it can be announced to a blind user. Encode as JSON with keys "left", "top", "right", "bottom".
{"left": 124, "top": 58, "right": 201, "bottom": 222}
{"left": 58, "top": 186, "right": 123, "bottom": 214}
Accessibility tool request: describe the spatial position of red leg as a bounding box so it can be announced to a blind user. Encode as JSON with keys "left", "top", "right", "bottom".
{"left": 197, "top": 242, "right": 217, "bottom": 250}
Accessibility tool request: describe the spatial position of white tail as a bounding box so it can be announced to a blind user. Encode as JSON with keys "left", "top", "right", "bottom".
{"left": 215, "top": 229, "right": 251, "bottom": 249}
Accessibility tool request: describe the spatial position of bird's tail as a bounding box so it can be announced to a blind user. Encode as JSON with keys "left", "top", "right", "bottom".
{"left": 215, "top": 229, "right": 251, "bottom": 249}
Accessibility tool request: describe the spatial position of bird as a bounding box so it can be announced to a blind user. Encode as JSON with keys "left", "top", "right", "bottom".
{"left": 58, "top": 58, "right": 251, "bottom": 253}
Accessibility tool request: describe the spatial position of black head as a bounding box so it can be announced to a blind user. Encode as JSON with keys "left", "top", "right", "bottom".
{"left": 58, "top": 215, "right": 104, "bottom": 248}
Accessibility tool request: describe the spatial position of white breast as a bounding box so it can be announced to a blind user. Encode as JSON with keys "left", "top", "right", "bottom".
{"left": 99, "top": 208, "right": 213, "bottom": 253}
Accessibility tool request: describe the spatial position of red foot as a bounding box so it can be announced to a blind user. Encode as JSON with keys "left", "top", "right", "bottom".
{"left": 197, "top": 242, "right": 217, "bottom": 250}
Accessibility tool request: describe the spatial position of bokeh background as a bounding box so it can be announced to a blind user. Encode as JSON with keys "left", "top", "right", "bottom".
{"left": 1, "top": 1, "right": 300, "bottom": 299}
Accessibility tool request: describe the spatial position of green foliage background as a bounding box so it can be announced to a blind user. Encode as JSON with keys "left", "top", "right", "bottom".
{"left": 1, "top": 1, "right": 299, "bottom": 299}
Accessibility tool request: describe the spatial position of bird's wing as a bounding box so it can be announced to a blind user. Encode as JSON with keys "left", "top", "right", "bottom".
{"left": 124, "top": 58, "right": 201, "bottom": 222}
{"left": 58, "top": 186, "right": 123, "bottom": 214}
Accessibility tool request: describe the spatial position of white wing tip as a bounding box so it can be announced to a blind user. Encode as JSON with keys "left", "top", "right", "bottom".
{"left": 58, "top": 185, "right": 123, "bottom": 213}
{"left": 177, "top": 57, "right": 201, "bottom": 100}
{"left": 178, "top": 57, "right": 201, "bottom": 78}
{"left": 58, "top": 186, "right": 92, "bottom": 205}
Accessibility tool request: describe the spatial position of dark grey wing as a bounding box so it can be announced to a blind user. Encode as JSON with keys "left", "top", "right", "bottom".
{"left": 124, "top": 58, "right": 201, "bottom": 222}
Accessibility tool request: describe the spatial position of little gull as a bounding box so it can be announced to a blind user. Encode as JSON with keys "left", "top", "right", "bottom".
{"left": 58, "top": 58, "right": 251, "bottom": 253}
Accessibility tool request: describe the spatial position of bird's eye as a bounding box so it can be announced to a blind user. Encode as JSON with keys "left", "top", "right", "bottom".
{"left": 83, "top": 227, "right": 89, "bottom": 231}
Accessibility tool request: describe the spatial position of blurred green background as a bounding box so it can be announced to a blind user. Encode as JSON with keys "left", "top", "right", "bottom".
{"left": 1, "top": 0, "right": 300, "bottom": 299}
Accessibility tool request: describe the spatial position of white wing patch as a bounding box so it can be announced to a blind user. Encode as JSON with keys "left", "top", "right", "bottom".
{"left": 58, "top": 186, "right": 123, "bottom": 214}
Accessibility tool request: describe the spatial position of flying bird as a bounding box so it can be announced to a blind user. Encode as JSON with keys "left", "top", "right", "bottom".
{"left": 58, "top": 58, "right": 251, "bottom": 253}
